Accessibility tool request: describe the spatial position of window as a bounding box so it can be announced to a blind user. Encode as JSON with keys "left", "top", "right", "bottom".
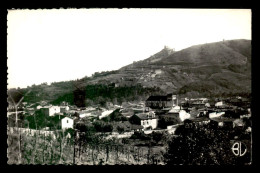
{"left": 67, "top": 120, "right": 69, "bottom": 123}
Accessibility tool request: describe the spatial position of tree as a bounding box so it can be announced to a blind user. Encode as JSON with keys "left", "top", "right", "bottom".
{"left": 117, "top": 126, "right": 124, "bottom": 134}
{"left": 164, "top": 123, "right": 249, "bottom": 165}
{"left": 7, "top": 89, "right": 31, "bottom": 164}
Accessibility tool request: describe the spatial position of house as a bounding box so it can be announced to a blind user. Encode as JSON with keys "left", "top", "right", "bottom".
{"left": 99, "top": 109, "right": 114, "bottom": 119}
{"left": 40, "top": 106, "right": 60, "bottom": 116}
{"left": 209, "top": 112, "right": 225, "bottom": 119}
{"left": 215, "top": 101, "right": 224, "bottom": 107}
{"left": 167, "top": 106, "right": 190, "bottom": 122}
{"left": 179, "top": 110, "right": 191, "bottom": 121}
{"left": 36, "top": 105, "right": 42, "bottom": 110}
{"left": 61, "top": 117, "right": 74, "bottom": 129}
{"left": 169, "top": 106, "right": 181, "bottom": 113}
{"left": 145, "top": 94, "right": 177, "bottom": 109}
{"left": 116, "top": 121, "right": 143, "bottom": 132}
{"left": 130, "top": 111, "right": 158, "bottom": 130}
{"left": 79, "top": 112, "right": 91, "bottom": 118}
{"left": 60, "top": 106, "right": 69, "bottom": 113}
{"left": 205, "top": 103, "right": 211, "bottom": 108}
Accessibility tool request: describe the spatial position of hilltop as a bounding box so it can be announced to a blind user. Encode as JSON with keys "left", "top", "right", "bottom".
{"left": 8, "top": 39, "right": 251, "bottom": 106}
{"left": 87, "top": 39, "right": 251, "bottom": 96}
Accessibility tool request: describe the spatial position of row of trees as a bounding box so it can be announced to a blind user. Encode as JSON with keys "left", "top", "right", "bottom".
{"left": 51, "top": 84, "right": 162, "bottom": 107}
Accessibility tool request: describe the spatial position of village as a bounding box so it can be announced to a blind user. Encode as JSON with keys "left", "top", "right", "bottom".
{"left": 7, "top": 91, "right": 252, "bottom": 165}
{"left": 7, "top": 93, "right": 251, "bottom": 139}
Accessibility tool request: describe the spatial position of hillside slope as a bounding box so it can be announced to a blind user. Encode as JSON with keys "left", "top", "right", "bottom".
{"left": 10, "top": 39, "right": 251, "bottom": 105}
{"left": 111, "top": 39, "right": 251, "bottom": 97}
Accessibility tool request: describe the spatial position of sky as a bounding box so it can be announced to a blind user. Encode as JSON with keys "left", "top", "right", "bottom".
{"left": 7, "top": 9, "right": 251, "bottom": 89}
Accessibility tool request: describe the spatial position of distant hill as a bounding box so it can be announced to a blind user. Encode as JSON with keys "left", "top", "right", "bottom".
{"left": 158, "top": 39, "right": 250, "bottom": 66}
{"left": 9, "top": 39, "right": 251, "bottom": 105}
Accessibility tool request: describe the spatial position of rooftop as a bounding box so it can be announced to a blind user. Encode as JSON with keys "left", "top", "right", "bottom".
{"left": 135, "top": 113, "right": 157, "bottom": 120}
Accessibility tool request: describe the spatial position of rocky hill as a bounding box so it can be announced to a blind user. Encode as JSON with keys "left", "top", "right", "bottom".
{"left": 9, "top": 39, "right": 251, "bottom": 105}
{"left": 89, "top": 39, "right": 251, "bottom": 97}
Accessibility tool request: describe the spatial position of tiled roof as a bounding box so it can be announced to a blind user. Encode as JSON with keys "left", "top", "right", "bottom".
{"left": 136, "top": 113, "right": 157, "bottom": 120}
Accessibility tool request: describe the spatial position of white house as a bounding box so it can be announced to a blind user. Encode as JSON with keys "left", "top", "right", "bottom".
{"left": 61, "top": 117, "right": 74, "bottom": 129}
{"left": 135, "top": 111, "right": 158, "bottom": 130}
{"left": 40, "top": 106, "right": 60, "bottom": 116}
{"left": 79, "top": 112, "right": 91, "bottom": 118}
{"left": 179, "top": 110, "right": 191, "bottom": 121}
{"left": 36, "top": 105, "right": 42, "bottom": 110}
{"left": 60, "top": 106, "right": 69, "bottom": 113}
{"left": 205, "top": 103, "right": 211, "bottom": 108}
{"left": 169, "top": 106, "right": 181, "bottom": 113}
{"left": 209, "top": 112, "right": 225, "bottom": 119}
{"left": 215, "top": 101, "right": 224, "bottom": 107}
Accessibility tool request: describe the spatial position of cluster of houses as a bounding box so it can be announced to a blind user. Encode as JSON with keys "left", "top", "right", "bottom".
{"left": 117, "top": 93, "right": 251, "bottom": 133}
{"left": 17, "top": 100, "right": 119, "bottom": 130}
{"left": 12, "top": 93, "right": 251, "bottom": 136}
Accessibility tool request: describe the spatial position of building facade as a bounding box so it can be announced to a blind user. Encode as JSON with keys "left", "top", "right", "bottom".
{"left": 132, "top": 111, "right": 158, "bottom": 130}
{"left": 61, "top": 117, "right": 74, "bottom": 129}
{"left": 60, "top": 106, "right": 69, "bottom": 113}
{"left": 145, "top": 94, "right": 177, "bottom": 109}
{"left": 40, "top": 106, "right": 60, "bottom": 116}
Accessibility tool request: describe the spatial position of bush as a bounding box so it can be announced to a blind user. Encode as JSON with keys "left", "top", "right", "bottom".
{"left": 130, "top": 131, "right": 150, "bottom": 140}
{"left": 93, "top": 121, "right": 113, "bottom": 132}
